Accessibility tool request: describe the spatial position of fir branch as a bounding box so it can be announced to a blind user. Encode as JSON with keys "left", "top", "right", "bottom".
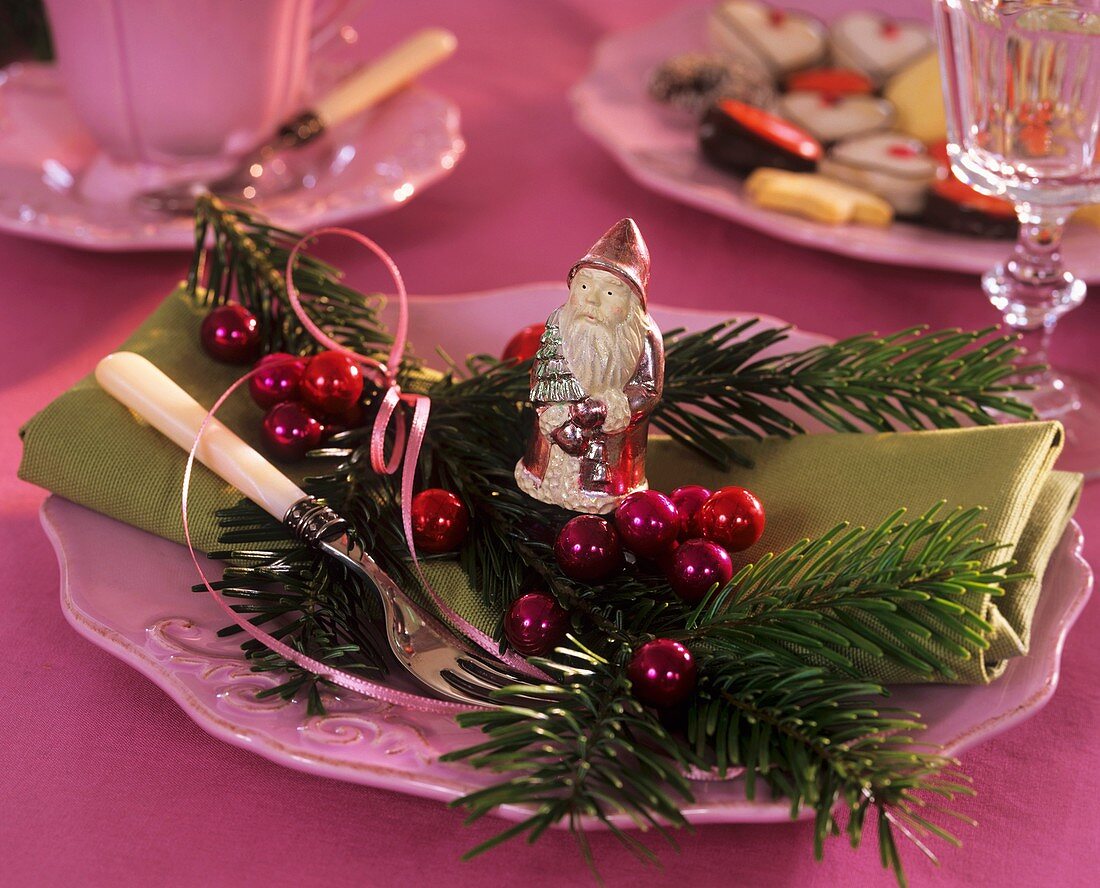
{"left": 657, "top": 322, "right": 1037, "bottom": 468}
{"left": 189, "top": 192, "right": 392, "bottom": 357}
{"left": 688, "top": 651, "right": 973, "bottom": 886}
{"left": 678, "top": 506, "right": 1024, "bottom": 681}
{"left": 442, "top": 639, "right": 697, "bottom": 868}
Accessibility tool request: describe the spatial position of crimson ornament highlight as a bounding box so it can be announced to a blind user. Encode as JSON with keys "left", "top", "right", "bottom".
{"left": 300, "top": 350, "right": 364, "bottom": 415}
{"left": 554, "top": 515, "right": 624, "bottom": 582}
{"left": 669, "top": 485, "right": 713, "bottom": 539}
{"left": 627, "top": 639, "right": 698, "bottom": 708}
{"left": 249, "top": 353, "right": 307, "bottom": 409}
{"left": 502, "top": 323, "right": 546, "bottom": 363}
{"left": 504, "top": 592, "right": 570, "bottom": 656}
{"left": 200, "top": 304, "right": 261, "bottom": 364}
{"left": 410, "top": 489, "right": 470, "bottom": 554}
{"left": 698, "top": 486, "right": 766, "bottom": 552}
{"left": 613, "top": 490, "right": 680, "bottom": 560}
{"left": 261, "top": 401, "right": 323, "bottom": 461}
{"left": 667, "top": 538, "right": 733, "bottom": 604}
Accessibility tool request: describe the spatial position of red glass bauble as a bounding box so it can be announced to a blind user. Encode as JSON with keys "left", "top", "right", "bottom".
{"left": 554, "top": 515, "right": 623, "bottom": 582}
{"left": 249, "top": 353, "right": 306, "bottom": 409}
{"left": 411, "top": 489, "right": 470, "bottom": 553}
{"left": 200, "top": 304, "right": 261, "bottom": 364}
{"left": 261, "top": 401, "right": 323, "bottom": 461}
{"left": 613, "top": 490, "right": 680, "bottom": 560}
{"left": 669, "top": 485, "right": 713, "bottom": 540}
{"left": 627, "top": 639, "right": 698, "bottom": 708}
{"left": 300, "top": 351, "right": 364, "bottom": 415}
{"left": 698, "top": 486, "right": 766, "bottom": 552}
{"left": 502, "top": 323, "right": 546, "bottom": 363}
{"left": 504, "top": 592, "right": 569, "bottom": 656}
{"left": 667, "top": 539, "right": 733, "bottom": 604}
{"left": 319, "top": 400, "right": 367, "bottom": 440}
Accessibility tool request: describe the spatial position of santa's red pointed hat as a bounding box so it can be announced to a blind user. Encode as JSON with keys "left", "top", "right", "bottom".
{"left": 568, "top": 218, "right": 650, "bottom": 308}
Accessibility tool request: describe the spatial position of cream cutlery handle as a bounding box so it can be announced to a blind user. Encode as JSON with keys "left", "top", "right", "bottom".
{"left": 314, "top": 27, "right": 457, "bottom": 127}
{"left": 95, "top": 352, "right": 306, "bottom": 522}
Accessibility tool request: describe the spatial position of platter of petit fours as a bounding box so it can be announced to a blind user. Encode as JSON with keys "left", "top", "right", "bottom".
{"left": 571, "top": 1, "right": 1100, "bottom": 278}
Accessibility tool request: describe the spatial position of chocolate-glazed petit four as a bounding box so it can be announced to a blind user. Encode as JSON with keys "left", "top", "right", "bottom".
{"left": 708, "top": 0, "right": 827, "bottom": 77}
{"left": 699, "top": 99, "right": 822, "bottom": 175}
{"left": 921, "top": 143, "right": 1017, "bottom": 238}
{"left": 819, "top": 133, "right": 936, "bottom": 216}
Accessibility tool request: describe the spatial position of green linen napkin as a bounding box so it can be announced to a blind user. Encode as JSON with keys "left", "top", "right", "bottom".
{"left": 20, "top": 287, "right": 1083, "bottom": 684}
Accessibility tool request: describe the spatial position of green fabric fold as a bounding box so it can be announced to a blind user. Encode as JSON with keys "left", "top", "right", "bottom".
{"left": 20, "top": 287, "right": 1083, "bottom": 685}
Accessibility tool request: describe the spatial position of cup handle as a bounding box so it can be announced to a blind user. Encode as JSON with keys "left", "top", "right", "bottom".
{"left": 310, "top": 0, "right": 367, "bottom": 54}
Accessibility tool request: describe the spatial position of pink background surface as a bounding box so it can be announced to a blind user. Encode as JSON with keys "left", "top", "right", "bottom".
{"left": 3, "top": 1, "right": 1098, "bottom": 886}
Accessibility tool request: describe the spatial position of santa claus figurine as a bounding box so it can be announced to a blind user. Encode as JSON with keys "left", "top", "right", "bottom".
{"left": 515, "top": 219, "right": 664, "bottom": 514}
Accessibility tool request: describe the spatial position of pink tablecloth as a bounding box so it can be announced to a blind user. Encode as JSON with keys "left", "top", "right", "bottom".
{"left": 3, "top": 1, "right": 1098, "bottom": 885}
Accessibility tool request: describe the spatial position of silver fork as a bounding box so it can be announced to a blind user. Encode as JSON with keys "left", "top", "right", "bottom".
{"left": 96, "top": 352, "right": 535, "bottom": 708}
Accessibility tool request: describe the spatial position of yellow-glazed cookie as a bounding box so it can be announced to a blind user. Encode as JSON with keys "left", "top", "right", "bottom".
{"left": 744, "top": 168, "right": 894, "bottom": 226}
{"left": 883, "top": 51, "right": 947, "bottom": 144}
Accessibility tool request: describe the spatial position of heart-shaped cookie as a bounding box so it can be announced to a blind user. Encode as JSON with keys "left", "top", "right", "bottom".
{"left": 708, "top": 1, "right": 827, "bottom": 77}
{"left": 830, "top": 11, "right": 934, "bottom": 85}
{"left": 778, "top": 91, "right": 894, "bottom": 145}
{"left": 819, "top": 132, "right": 937, "bottom": 216}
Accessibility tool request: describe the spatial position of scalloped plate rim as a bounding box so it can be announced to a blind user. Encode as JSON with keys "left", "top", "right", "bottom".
{"left": 39, "top": 284, "right": 1095, "bottom": 828}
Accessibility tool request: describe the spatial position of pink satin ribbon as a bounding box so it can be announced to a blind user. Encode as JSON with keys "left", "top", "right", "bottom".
{"left": 180, "top": 366, "right": 474, "bottom": 714}
{"left": 283, "top": 229, "right": 543, "bottom": 680}
{"left": 180, "top": 228, "right": 545, "bottom": 716}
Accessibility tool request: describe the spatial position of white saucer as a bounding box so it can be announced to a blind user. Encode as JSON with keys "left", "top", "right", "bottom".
{"left": 0, "top": 62, "right": 465, "bottom": 251}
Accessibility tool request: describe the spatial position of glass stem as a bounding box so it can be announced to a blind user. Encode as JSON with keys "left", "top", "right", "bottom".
{"left": 982, "top": 203, "right": 1087, "bottom": 417}
{"left": 1001, "top": 203, "right": 1073, "bottom": 333}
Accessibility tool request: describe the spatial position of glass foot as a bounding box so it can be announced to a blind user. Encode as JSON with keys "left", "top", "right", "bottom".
{"left": 982, "top": 265, "right": 1086, "bottom": 330}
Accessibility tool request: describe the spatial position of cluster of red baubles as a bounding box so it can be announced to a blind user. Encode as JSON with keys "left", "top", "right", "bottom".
{"left": 199, "top": 304, "right": 366, "bottom": 461}
{"left": 505, "top": 485, "right": 765, "bottom": 708}
{"left": 553, "top": 485, "right": 765, "bottom": 600}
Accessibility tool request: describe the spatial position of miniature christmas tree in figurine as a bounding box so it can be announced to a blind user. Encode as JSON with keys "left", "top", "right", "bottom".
{"left": 515, "top": 219, "right": 664, "bottom": 513}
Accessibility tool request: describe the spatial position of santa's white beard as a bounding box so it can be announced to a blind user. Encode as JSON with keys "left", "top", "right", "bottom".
{"left": 560, "top": 299, "right": 647, "bottom": 395}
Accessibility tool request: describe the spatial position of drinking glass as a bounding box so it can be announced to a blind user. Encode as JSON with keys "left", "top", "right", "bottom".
{"left": 933, "top": 0, "right": 1100, "bottom": 476}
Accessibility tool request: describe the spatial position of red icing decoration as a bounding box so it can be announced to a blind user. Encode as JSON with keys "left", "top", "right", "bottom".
{"left": 717, "top": 99, "right": 822, "bottom": 162}
{"left": 786, "top": 68, "right": 874, "bottom": 96}
{"left": 768, "top": 8, "right": 787, "bottom": 26}
{"left": 887, "top": 143, "right": 920, "bottom": 159}
{"left": 881, "top": 20, "right": 900, "bottom": 38}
